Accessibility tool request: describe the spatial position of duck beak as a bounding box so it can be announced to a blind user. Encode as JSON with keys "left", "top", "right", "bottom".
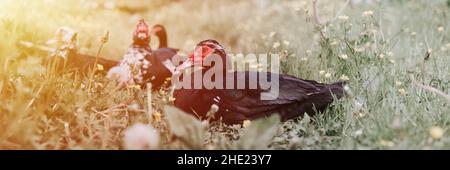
{"left": 137, "top": 33, "right": 148, "bottom": 39}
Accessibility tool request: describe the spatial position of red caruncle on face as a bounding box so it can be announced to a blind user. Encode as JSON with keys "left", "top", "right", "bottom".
{"left": 190, "top": 45, "right": 215, "bottom": 63}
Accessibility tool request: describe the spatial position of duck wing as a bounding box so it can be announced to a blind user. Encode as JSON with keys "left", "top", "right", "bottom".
{"left": 213, "top": 72, "right": 345, "bottom": 123}
{"left": 174, "top": 71, "right": 345, "bottom": 124}
{"left": 218, "top": 71, "right": 324, "bottom": 105}
{"left": 142, "top": 48, "right": 178, "bottom": 89}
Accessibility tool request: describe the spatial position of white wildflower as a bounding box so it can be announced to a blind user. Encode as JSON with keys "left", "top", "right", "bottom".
{"left": 338, "top": 15, "right": 349, "bottom": 21}
{"left": 123, "top": 123, "right": 160, "bottom": 150}
{"left": 362, "top": 10, "right": 374, "bottom": 17}
{"left": 107, "top": 66, "right": 132, "bottom": 84}
{"left": 243, "top": 120, "right": 252, "bottom": 128}
{"left": 429, "top": 126, "right": 444, "bottom": 140}
{"left": 339, "top": 54, "right": 349, "bottom": 60}
{"left": 319, "top": 70, "right": 326, "bottom": 75}
{"left": 398, "top": 88, "right": 407, "bottom": 96}
{"left": 273, "top": 42, "right": 281, "bottom": 48}
{"left": 340, "top": 74, "right": 350, "bottom": 81}
{"left": 380, "top": 140, "right": 394, "bottom": 147}
{"left": 387, "top": 51, "right": 394, "bottom": 57}
{"left": 269, "top": 32, "right": 276, "bottom": 37}
{"left": 306, "top": 50, "right": 312, "bottom": 55}
{"left": 210, "top": 104, "right": 219, "bottom": 113}
{"left": 355, "top": 47, "right": 366, "bottom": 53}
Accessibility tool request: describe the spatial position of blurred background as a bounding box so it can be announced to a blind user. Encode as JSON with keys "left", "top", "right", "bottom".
{"left": 0, "top": 0, "right": 448, "bottom": 61}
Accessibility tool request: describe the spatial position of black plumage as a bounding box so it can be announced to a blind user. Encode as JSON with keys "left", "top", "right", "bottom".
{"left": 174, "top": 70, "right": 346, "bottom": 124}
{"left": 64, "top": 53, "right": 118, "bottom": 73}
{"left": 143, "top": 48, "right": 178, "bottom": 89}
{"left": 17, "top": 35, "right": 119, "bottom": 74}
{"left": 152, "top": 24, "right": 169, "bottom": 49}
{"left": 143, "top": 24, "right": 179, "bottom": 88}
{"left": 173, "top": 40, "right": 346, "bottom": 124}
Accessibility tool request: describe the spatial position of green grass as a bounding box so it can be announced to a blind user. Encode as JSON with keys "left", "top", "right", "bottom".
{"left": 0, "top": 0, "right": 449, "bottom": 150}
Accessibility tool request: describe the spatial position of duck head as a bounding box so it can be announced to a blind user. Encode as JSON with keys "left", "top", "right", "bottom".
{"left": 132, "top": 19, "right": 151, "bottom": 47}
{"left": 188, "top": 40, "right": 229, "bottom": 72}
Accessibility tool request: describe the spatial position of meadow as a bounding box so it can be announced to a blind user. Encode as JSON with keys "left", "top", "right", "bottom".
{"left": 0, "top": 0, "right": 449, "bottom": 150}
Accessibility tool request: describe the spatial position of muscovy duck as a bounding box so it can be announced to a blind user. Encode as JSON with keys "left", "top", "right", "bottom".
{"left": 51, "top": 24, "right": 177, "bottom": 75}
{"left": 18, "top": 27, "right": 120, "bottom": 73}
{"left": 109, "top": 19, "right": 153, "bottom": 85}
{"left": 107, "top": 20, "right": 178, "bottom": 89}
{"left": 173, "top": 40, "right": 347, "bottom": 124}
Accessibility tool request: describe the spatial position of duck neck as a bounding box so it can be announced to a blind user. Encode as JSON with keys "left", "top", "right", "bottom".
{"left": 154, "top": 25, "right": 168, "bottom": 48}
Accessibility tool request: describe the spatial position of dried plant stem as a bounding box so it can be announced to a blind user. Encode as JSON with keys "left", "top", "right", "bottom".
{"left": 312, "top": 0, "right": 323, "bottom": 25}
{"left": 409, "top": 74, "right": 450, "bottom": 102}
{"left": 94, "top": 104, "right": 128, "bottom": 115}
{"left": 312, "top": 0, "right": 350, "bottom": 40}
{"left": 171, "top": 135, "right": 198, "bottom": 150}
{"left": 95, "top": 98, "right": 135, "bottom": 114}
{"left": 329, "top": 0, "right": 350, "bottom": 23}
{"left": 18, "top": 41, "right": 54, "bottom": 53}
{"left": 93, "top": 48, "right": 103, "bottom": 70}
{"left": 0, "top": 81, "right": 3, "bottom": 96}
{"left": 147, "top": 83, "right": 153, "bottom": 123}
{"left": 312, "top": 0, "right": 326, "bottom": 39}
{"left": 93, "top": 42, "right": 105, "bottom": 70}
{"left": 407, "top": 50, "right": 449, "bottom": 102}
{"left": 93, "top": 31, "right": 109, "bottom": 71}
{"left": 104, "top": 84, "right": 125, "bottom": 98}
{"left": 26, "top": 81, "right": 47, "bottom": 110}
{"left": 88, "top": 31, "right": 109, "bottom": 92}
